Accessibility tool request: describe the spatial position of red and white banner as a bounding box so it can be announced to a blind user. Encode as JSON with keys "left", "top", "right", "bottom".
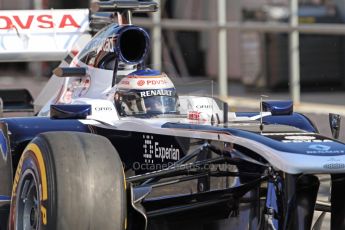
{"left": 0, "top": 9, "right": 90, "bottom": 62}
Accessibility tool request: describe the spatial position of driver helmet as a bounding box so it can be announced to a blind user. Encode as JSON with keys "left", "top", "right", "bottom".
{"left": 114, "top": 69, "right": 179, "bottom": 116}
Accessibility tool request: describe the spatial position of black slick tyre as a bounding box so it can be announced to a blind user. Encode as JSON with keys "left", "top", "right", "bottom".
{"left": 9, "top": 132, "right": 126, "bottom": 230}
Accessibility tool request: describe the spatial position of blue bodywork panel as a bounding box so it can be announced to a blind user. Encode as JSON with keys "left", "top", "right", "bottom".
{"left": 235, "top": 112, "right": 318, "bottom": 133}
{"left": 50, "top": 104, "right": 92, "bottom": 119}
{"left": 2, "top": 117, "right": 90, "bottom": 151}
{"left": 262, "top": 100, "right": 293, "bottom": 115}
{"left": 161, "top": 113, "right": 345, "bottom": 157}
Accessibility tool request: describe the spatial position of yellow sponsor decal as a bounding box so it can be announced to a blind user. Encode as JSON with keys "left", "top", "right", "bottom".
{"left": 41, "top": 205, "right": 47, "bottom": 225}
{"left": 12, "top": 155, "right": 24, "bottom": 197}
{"left": 12, "top": 143, "right": 49, "bottom": 225}
{"left": 25, "top": 143, "right": 48, "bottom": 201}
{"left": 25, "top": 143, "right": 49, "bottom": 225}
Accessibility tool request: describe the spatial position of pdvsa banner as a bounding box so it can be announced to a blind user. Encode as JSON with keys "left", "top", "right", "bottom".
{"left": 0, "top": 9, "right": 90, "bottom": 62}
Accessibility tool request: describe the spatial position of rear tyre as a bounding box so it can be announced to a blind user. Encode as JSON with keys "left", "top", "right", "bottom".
{"left": 9, "top": 132, "right": 126, "bottom": 230}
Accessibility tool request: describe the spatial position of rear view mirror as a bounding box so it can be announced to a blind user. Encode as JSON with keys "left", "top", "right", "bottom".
{"left": 261, "top": 100, "right": 293, "bottom": 116}
{"left": 329, "top": 113, "right": 341, "bottom": 139}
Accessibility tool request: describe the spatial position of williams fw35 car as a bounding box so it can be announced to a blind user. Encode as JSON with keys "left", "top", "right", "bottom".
{"left": 0, "top": 1, "right": 344, "bottom": 230}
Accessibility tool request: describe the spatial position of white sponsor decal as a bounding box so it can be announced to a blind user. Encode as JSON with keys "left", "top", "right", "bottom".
{"left": 306, "top": 144, "right": 345, "bottom": 154}
{"left": 140, "top": 89, "right": 172, "bottom": 97}
{"left": 94, "top": 107, "right": 113, "bottom": 112}
{"left": 309, "top": 144, "right": 331, "bottom": 151}
{"left": 142, "top": 135, "right": 180, "bottom": 163}
{"left": 327, "top": 157, "right": 341, "bottom": 162}
{"left": 196, "top": 105, "right": 213, "bottom": 109}
{"left": 83, "top": 35, "right": 115, "bottom": 53}
{"left": 308, "top": 150, "right": 345, "bottom": 154}
{"left": 262, "top": 132, "right": 315, "bottom": 136}
{"left": 284, "top": 136, "right": 316, "bottom": 140}
{"left": 99, "top": 37, "right": 115, "bottom": 53}
{"left": 282, "top": 139, "right": 333, "bottom": 143}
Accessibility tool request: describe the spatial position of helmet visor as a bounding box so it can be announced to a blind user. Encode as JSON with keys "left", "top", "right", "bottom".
{"left": 143, "top": 95, "right": 178, "bottom": 114}
{"left": 118, "top": 88, "right": 179, "bottom": 116}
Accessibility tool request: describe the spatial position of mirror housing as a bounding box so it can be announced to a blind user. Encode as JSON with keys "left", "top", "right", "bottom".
{"left": 329, "top": 113, "right": 341, "bottom": 139}
{"left": 262, "top": 100, "right": 293, "bottom": 116}
{"left": 50, "top": 104, "right": 91, "bottom": 119}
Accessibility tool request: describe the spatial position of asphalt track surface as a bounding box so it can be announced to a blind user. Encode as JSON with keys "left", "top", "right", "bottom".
{"left": 2, "top": 76, "right": 345, "bottom": 229}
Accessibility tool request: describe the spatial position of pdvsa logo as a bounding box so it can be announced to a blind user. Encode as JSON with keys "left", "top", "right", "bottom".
{"left": 137, "top": 80, "right": 145, "bottom": 86}
{"left": 146, "top": 79, "right": 168, "bottom": 85}
{"left": 0, "top": 14, "right": 80, "bottom": 30}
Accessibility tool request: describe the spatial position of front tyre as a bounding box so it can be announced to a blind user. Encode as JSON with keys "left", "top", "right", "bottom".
{"left": 9, "top": 132, "right": 126, "bottom": 230}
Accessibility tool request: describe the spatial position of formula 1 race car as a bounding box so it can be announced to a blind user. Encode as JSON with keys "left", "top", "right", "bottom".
{"left": 0, "top": 1, "right": 344, "bottom": 230}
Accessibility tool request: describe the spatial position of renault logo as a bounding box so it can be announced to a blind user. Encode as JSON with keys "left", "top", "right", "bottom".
{"left": 308, "top": 144, "right": 331, "bottom": 151}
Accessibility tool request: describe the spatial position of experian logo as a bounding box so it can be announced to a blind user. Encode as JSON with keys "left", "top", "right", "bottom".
{"left": 142, "top": 135, "right": 180, "bottom": 163}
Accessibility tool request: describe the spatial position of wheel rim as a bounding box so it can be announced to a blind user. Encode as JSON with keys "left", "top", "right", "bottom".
{"left": 16, "top": 169, "right": 40, "bottom": 230}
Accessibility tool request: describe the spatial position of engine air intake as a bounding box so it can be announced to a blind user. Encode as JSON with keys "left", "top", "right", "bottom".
{"left": 118, "top": 27, "right": 149, "bottom": 64}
